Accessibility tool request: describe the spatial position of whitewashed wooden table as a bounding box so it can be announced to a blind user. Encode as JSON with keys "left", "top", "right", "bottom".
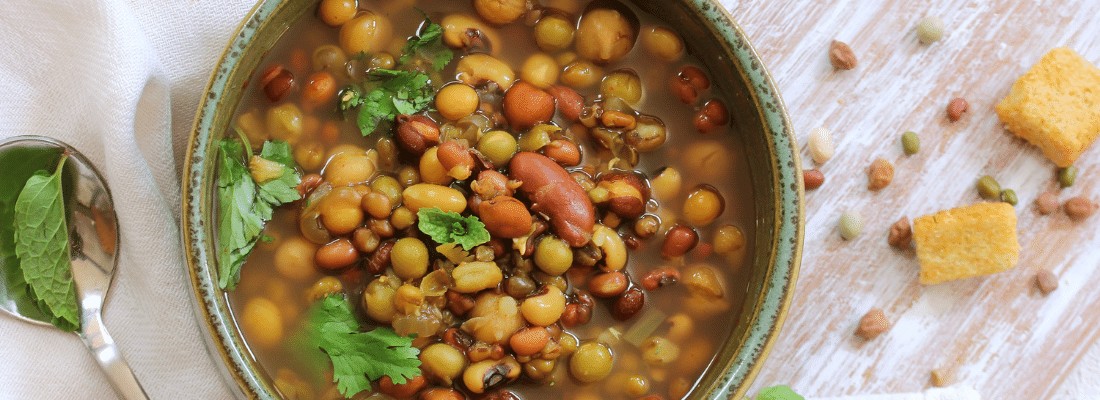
{"left": 719, "top": 1, "right": 1100, "bottom": 399}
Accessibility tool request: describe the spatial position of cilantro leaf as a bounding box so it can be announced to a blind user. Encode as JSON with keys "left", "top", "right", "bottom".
{"left": 216, "top": 138, "right": 301, "bottom": 289}
{"left": 355, "top": 69, "right": 434, "bottom": 136}
{"left": 12, "top": 155, "right": 80, "bottom": 332}
{"left": 398, "top": 19, "right": 454, "bottom": 71}
{"left": 416, "top": 208, "right": 490, "bottom": 251}
{"left": 755, "top": 385, "right": 804, "bottom": 400}
{"left": 308, "top": 295, "right": 422, "bottom": 397}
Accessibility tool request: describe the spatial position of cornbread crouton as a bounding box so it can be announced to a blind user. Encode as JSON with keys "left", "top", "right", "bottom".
{"left": 913, "top": 202, "right": 1020, "bottom": 285}
{"left": 995, "top": 48, "right": 1100, "bottom": 167}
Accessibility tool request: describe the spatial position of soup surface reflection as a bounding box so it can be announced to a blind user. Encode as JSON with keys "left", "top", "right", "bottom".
{"left": 225, "top": 0, "right": 754, "bottom": 398}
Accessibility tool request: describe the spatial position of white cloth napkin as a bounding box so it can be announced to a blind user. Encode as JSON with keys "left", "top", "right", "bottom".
{"left": 0, "top": 1, "right": 251, "bottom": 398}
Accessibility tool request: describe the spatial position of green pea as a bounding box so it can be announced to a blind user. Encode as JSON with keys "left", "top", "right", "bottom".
{"left": 1000, "top": 189, "right": 1018, "bottom": 206}
{"left": 838, "top": 211, "right": 862, "bottom": 240}
{"left": 1058, "top": 166, "right": 1077, "bottom": 188}
{"left": 976, "top": 175, "right": 1001, "bottom": 200}
{"left": 901, "top": 131, "right": 920, "bottom": 155}
{"left": 477, "top": 130, "right": 518, "bottom": 166}
{"left": 534, "top": 236, "right": 573, "bottom": 276}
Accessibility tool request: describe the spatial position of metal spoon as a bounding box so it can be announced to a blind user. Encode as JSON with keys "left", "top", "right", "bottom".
{"left": 0, "top": 135, "right": 149, "bottom": 400}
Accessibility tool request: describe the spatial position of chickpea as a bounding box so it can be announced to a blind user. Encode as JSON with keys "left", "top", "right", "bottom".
{"left": 318, "top": 0, "right": 357, "bottom": 27}
{"left": 305, "top": 276, "right": 344, "bottom": 302}
{"left": 520, "top": 286, "right": 566, "bottom": 326}
{"left": 241, "top": 297, "right": 283, "bottom": 347}
{"left": 266, "top": 103, "right": 304, "bottom": 144}
{"left": 600, "top": 69, "right": 643, "bottom": 105}
{"left": 418, "top": 146, "right": 454, "bottom": 186}
{"left": 473, "top": 0, "right": 527, "bottom": 25}
{"left": 370, "top": 175, "right": 404, "bottom": 206}
{"left": 274, "top": 237, "right": 318, "bottom": 281}
{"left": 569, "top": 342, "right": 613, "bottom": 383}
{"left": 391, "top": 237, "right": 429, "bottom": 281}
{"left": 477, "top": 130, "right": 518, "bottom": 166}
{"left": 436, "top": 83, "right": 480, "bottom": 121}
{"left": 324, "top": 149, "right": 377, "bottom": 186}
{"left": 534, "top": 13, "right": 575, "bottom": 52}
{"left": 339, "top": 12, "right": 393, "bottom": 56}
{"left": 641, "top": 26, "right": 684, "bottom": 61}
{"left": 319, "top": 186, "right": 364, "bottom": 235}
{"left": 293, "top": 141, "right": 326, "bottom": 172}
{"left": 575, "top": 8, "right": 636, "bottom": 64}
{"left": 533, "top": 236, "right": 572, "bottom": 276}
{"left": 420, "top": 343, "right": 467, "bottom": 385}
{"left": 682, "top": 185, "right": 725, "bottom": 227}
{"left": 520, "top": 53, "right": 560, "bottom": 89}
{"left": 362, "top": 275, "right": 399, "bottom": 323}
{"left": 561, "top": 60, "right": 603, "bottom": 89}
{"left": 311, "top": 44, "right": 347, "bottom": 73}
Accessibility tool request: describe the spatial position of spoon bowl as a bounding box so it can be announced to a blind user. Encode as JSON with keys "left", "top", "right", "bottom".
{"left": 0, "top": 135, "right": 148, "bottom": 400}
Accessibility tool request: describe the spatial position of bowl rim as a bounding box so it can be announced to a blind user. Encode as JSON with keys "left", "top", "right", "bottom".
{"left": 180, "top": 1, "right": 803, "bottom": 399}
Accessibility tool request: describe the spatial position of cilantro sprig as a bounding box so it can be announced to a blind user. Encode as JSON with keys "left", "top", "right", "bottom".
{"left": 398, "top": 19, "right": 454, "bottom": 71}
{"left": 308, "top": 295, "right": 421, "bottom": 397}
{"left": 416, "top": 208, "right": 491, "bottom": 251}
{"left": 216, "top": 137, "right": 301, "bottom": 289}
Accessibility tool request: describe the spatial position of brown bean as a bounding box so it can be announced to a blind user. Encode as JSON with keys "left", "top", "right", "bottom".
{"left": 661, "top": 225, "right": 699, "bottom": 259}
{"left": 395, "top": 114, "right": 441, "bottom": 156}
{"left": 601, "top": 110, "right": 637, "bottom": 130}
{"left": 509, "top": 152, "right": 596, "bottom": 247}
{"left": 261, "top": 64, "right": 294, "bottom": 102}
{"left": 509, "top": 327, "right": 551, "bottom": 356}
{"left": 588, "top": 271, "right": 628, "bottom": 298}
{"left": 1064, "top": 196, "right": 1098, "bottom": 221}
{"left": 803, "top": 169, "right": 825, "bottom": 190}
{"left": 612, "top": 288, "right": 645, "bottom": 320}
{"left": 296, "top": 173, "right": 323, "bottom": 197}
{"left": 503, "top": 81, "right": 556, "bottom": 130}
{"left": 561, "top": 292, "right": 594, "bottom": 327}
{"left": 855, "top": 308, "right": 890, "bottom": 340}
{"left": 548, "top": 85, "right": 584, "bottom": 121}
{"left": 946, "top": 97, "right": 969, "bottom": 122}
{"left": 693, "top": 99, "right": 729, "bottom": 134}
{"left": 437, "top": 140, "right": 476, "bottom": 180}
{"left": 472, "top": 170, "right": 513, "bottom": 200}
{"left": 366, "top": 241, "right": 394, "bottom": 274}
{"left": 867, "top": 158, "right": 894, "bottom": 191}
{"left": 352, "top": 227, "right": 380, "bottom": 253}
{"left": 377, "top": 375, "right": 427, "bottom": 399}
{"left": 544, "top": 139, "right": 581, "bottom": 166}
{"left": 315, "top": 238, "right": 359, "bottom": 270}
{"left": 596, "top": 171, "right": 650, "bottom": 219}
{"left": 641, "top": 267, "right": 680, "bottom": 290}
{"left": 478, "top": 196, "right": 534, "bottom": 238}
{"left": 361, "top": 191, "right": 393, "bottom": 220}
{"left": 670, "top": 65, "right": 709, "bottom": 104}
{"left": 1035, "top": 192, "right": 1060, "bottom": 215}
{"left": 887, "top": 217, "right": 912, "bottom": 249}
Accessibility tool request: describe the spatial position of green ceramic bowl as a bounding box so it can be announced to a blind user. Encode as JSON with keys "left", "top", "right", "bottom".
{"left": 182, "top": 1, "right": 802, "bottom": 398}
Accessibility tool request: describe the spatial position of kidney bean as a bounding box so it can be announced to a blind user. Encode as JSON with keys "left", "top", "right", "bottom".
{"left": 661, "top": 224, "right": 699, "bottom": 259}
{"left": 315, "top": 239, "right": 358, "bottom": 270}
{"left": 548, "top": 85, "right": 585, "bottom": 121}
{"left": 260, "top": 64, "right": 294, "bottom": 102}
{"left": 588, "top": 271, "right": 629, "bottom": 298}
{"left": 509, "top": 152, "right": 596, "bottom": 247}
{"left": 612, "top": 287, "right": 645, "bottom": 320}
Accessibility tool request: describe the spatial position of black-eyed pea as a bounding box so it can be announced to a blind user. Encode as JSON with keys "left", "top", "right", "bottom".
{"left": 650, "top": 167, "right": 682, "bottom": 201}
{"left": 591, "top": 224, "right": 627, "bottom": 271}
{"left": 520, "top": 285, "right": 566, "bottom": 326}
{"left": 456, "top": 53, "right": 515, "bottom": 90}
{"left": 463, "top": 357, "right": 521, "bottom": 394}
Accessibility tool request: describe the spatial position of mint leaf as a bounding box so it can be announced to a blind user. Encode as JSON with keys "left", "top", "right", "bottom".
{"left": 0, "top": 145, "right": 60, "bottom": 324}
{"left": 13, "top": 155, "right": 79, "bottom": 331}
{"left": 308, "top": 295, "right": 421, "bottom": 397}
{"left": 216, "top": 139, "right": 301, "bottom": 289}
{"left": 355, "top": 69, "right": 435, "bottom": 136}
{"left": 756, "top": 385, "right": 804, "bottom": 400}
{"left": 398, "top": 19, "right": 454, "bottom": 71}
{"left": 416, "top": 208, "right": 490, "bottom": 251}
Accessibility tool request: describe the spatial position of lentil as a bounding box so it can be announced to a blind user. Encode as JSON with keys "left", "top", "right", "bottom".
{"left": 1000, "top": 189, "right": 1018, "bottom": 206}
{"left": 1058, "top": 165, "right": 1078, "bottom": 188}
{"left": 901, "top": 131, "right": 920, "bottom": 155}
{"left": 838, "top": 211, "right": 863, "bottom": 240}
{"left": 976, "top": 175, "right": 1001, "bottom": 200}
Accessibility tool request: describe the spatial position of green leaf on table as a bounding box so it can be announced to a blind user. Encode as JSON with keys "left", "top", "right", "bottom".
{"left": 354, "top": 69, "right": 435, "bottom": 136}
{"left": 755, "top": 385, "right": 805, "bottom": 400}
{"left": 416, "top": 207, "right": 490, "bottom": 251}
{"left": 216, "top": 138, "right": 301, "bottom": 290}
{"left": 13, "top": 155, "right": 80, "bottom": 332}
{"left": 307, "top": 295, "right": 421, "bottom": 397}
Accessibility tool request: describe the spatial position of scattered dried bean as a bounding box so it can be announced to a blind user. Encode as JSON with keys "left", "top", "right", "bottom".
{"left": 887, "top": 217, "right": 912, "bottom": 249}
{"left": 838, "top": 211, "right": 863, "bottom": 240}
{"left": 828, "top": 40, "right": 857, "bottom": 70}
{"left": 803, "top": 169, "right": 825, "bottom": 190}
{"left": 916, "top": 16, "right": 945, "bottom": 44}
{"left": 1064, "top": 196, "right": 1098, "bottom": 221}
{"left": 1036, "top": 269, "right": 1058, "bottom": 295}
{"left": 867, "top": 158, "right": 894, "bottom": 191}
{"left": 1035, "top": 192, "right": 1059, "bottom": 215}
{"left": 855, "top": 308, "right": 889, "bottom": 340}
{"left": 976, "top": 175, "right": 1001, "bottom": 200}
{"left": 808, "top": 127, "right": 835, "bottom": 164}
{"left": 946, "top": 97, "right": 968, "bottom": 122}
{"left": 1000, "top": 189, "right": 1018, "bottom": 206}
{"left": 901, "top": 131, "right": 920, "bottom": 155}
{"left": 1058, "top": 166, "right": 1078, "bottom": 188}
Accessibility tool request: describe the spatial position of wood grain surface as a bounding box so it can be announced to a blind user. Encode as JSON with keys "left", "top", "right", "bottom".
{"left": 719, "top": 1, "right": 1100, "bottom": 399}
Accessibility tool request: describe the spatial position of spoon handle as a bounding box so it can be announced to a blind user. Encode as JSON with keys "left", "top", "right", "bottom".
{"left": 78, "top": 309, "right": 150, "bottom": 400}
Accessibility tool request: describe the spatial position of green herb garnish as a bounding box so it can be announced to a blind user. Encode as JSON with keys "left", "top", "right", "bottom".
{"left": 216, "top": 138, "right": 301, "bottom": 290}
{"left": 13, "top": 155, "right": 79, "bottom": 331}
{"left": 308, "top": 295, "right": 421, "bottom": 397}
{"left": 416, "top": 207, "right": 490, "bottom": 251}
{"left": 353, "top": 69, "right": 435, "bottom": 136}
{"left": 755, "top": 385, "right": 805, "bottom": 400}
{"left": 398, "top": 19, "right": 454, "bottom": 72}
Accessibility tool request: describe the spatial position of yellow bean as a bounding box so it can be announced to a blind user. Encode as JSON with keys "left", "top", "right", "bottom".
{"left": 402, "top": 183, "right": 467, "bottom": 213}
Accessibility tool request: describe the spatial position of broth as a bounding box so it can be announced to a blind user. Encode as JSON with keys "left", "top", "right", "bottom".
{"left": 224, "top": 1, "right": 754, "bottom": 399}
